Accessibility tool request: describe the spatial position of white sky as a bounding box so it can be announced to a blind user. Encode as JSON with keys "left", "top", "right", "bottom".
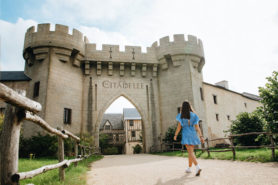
{"left": 1, "top": 0, "right": 278, "bottom": 112}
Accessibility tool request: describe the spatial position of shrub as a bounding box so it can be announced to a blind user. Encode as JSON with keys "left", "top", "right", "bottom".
{"left": 102, "top": 146, "right": 119, "bottom": 155}
{"left": 228, "top": 111, "right": 266, "bottom": 146}
{"left": 19, "top": 133, "right": 76, "bottom": 158}
{"left": 133, "top": 144, "right": 142, "bottom": 154}
{"left": 164, "top": 124, "right": 182, "bottom": 143}
{"left": 99, "top": 133, "right": 109, "bottom": 153}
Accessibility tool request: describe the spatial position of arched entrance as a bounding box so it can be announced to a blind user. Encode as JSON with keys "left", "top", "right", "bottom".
{"left": 95, "top": 93, "right": 148, "bottom": 153}
{"left": 98, "top": 96, "right": 146, "bottom": 154}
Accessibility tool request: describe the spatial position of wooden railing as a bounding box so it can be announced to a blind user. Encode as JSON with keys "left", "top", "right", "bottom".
{"left": 205, "top": 132, "right": 277, "bottom": 160}
{"left": 0, "top": 83, "right": 94, "bottom": 184}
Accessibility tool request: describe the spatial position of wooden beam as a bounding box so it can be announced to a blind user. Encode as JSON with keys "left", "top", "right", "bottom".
{"left": 62, "top": 129, "right": 80, "bottom": 142}
{"left": 229, "top": 132, "right": 268, "bottom": 137}
{"left": 13, "top": 160, "right": 68, "bottom": 181}
{"left": 0, "top": 104, "right": 24, "bottom": 184}
{"left": 57, "top": 127, "right": 65, "bottom": 181}
{"left": 25, "top": 111, "right": 68, "bottom": 139}
{"left": 209, "top": 149, "right": 233, "bottom": 152}
{"left": 209, "top": 137, "right": 229, "bottom": 142}
{"left": 0, "top": 83, "right": 42, "bottom": 113}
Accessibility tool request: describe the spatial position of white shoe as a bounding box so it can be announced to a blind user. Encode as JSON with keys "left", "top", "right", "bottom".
{"left": 185, "top": 167, "right": 192, "bottom": 173}
{"left": 195, "top": 168, "right": 202, "bottom": 176}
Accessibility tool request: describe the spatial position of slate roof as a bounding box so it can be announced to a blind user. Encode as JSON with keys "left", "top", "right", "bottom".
{"left": 123, "top": 108, "right": 141, "bottom": 120}
{"left": 203, "top": 82, "right": 261, "bottom": 101}
{"left": 100, "top": 114, "right": 123, "bottom": 130}
{"left": 0, "top": 71, "right": 31, "bottom": 81}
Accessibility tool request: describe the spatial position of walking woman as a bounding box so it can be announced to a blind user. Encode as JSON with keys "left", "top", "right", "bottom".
{"left": 174, "top": 101, "right": 205, "bottom": 176}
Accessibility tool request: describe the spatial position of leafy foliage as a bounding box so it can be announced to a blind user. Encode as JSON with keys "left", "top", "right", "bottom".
{"left": 164, "top": 124, "right": 182, "bottom": 143}
{"left": 99, "top": 133, "right": 109, "bottom": 153}
{"left": 133, "top": 144, "right": 142, "bottom": 154}
{"left": 259, "top": 71, "right": 278, "bottom": 134}
{"left": 229, "top": 111, "right": 265, "bottom": 146}
{"left": 102, "top": 146, "right": 119, "bottom": 155}
{"left": 19, "top": 133, "right": 76, "bottom": 158}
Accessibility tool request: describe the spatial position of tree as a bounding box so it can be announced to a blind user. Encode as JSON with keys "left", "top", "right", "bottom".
{"left": 229, "top": 111, "right": 265, "bottom": 146}
{"left": 259, "top": 71, "right": 278, "bottom": 134}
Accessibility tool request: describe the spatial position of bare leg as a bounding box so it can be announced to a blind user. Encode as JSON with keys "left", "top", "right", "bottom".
{"left": 185, "top": 145, "right": 193, "bottom": 167}
{"left": 187, "top": 145, "right": 198, "bottom": 166}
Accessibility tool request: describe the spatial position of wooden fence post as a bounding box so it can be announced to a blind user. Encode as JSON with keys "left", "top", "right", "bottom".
{"left": 57, "top": 128, "right": 65, "bottom": 181}
{"left": 81, "top": 146, "right": 83, "bottom": 157}
{"left": 0, "top": 104, "right": 25, "bottom": 185}
{"left": 74, "top": 142, "right": 78, "bottom": 167}
{"left": 229, "top": 136, "right": 236, "bottom": 160}
{"left": 206, "top": 138, "right": 210, "bottom": 157}
{"left": 270, "top": 134, "right": 275, "bottom": 160}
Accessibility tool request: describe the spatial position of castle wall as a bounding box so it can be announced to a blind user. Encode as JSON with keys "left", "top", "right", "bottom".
{"left": 203, "top": 83, "right": 261, "bottom": 146}
{"left": 22, "top": 49, "right": 51, "bottom": 137}
{"left": 82, "top": 61, "right": 161, "bottom": 152}
{"left": 43, "top": 48, "right": 84, "bottom": 135}
{"left": 0, "top": 81, "right": 29, "bottom": 112}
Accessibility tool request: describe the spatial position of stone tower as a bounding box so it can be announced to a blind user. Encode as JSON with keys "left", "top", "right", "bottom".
{"left": 22, "top": 23, "right": 207, "bottom": 152}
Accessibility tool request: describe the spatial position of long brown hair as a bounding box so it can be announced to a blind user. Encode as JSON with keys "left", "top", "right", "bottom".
{"left": 181, "top": 101, "right": 191, "bottom": 119}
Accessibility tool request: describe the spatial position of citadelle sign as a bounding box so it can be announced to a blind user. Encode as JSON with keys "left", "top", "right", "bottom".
{"left": 102, "top": 80, "right": 144, "bottom": 89}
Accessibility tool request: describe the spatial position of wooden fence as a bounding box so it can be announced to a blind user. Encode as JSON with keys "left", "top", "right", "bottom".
{"left": 0, "top": 83, "right": 94, "bottom": 184}
{"left": 164, "top": 132, "right": 277, "bottom": 160}
{"left": 205, "top": 132, "right": 277, "bottom": 160}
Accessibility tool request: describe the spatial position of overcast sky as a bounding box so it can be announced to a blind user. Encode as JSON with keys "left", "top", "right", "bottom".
{"left": 1, "top": 0, "right": 278, "bottom": 112}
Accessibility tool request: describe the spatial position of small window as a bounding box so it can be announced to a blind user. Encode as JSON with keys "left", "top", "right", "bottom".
{"left": 216, "top": 113, "right": 219, "bottom": 121}
{"left": 131, "top": 131, "right": 136, "bottom": 137}
{"left": 177, "top": 107, "right": 181, "bottom": 114}
{"left": 244, "top": 103, "right": 247, "bottom": 108}
{"left": 200, "top": 87, "right": 204, "bottom": 101}
{"left": 105, "top": 125, "right": 111, "bottom": 130}
{"left": 64, "top": 108, "right": 72, "bottom": 124}
{"left": 33, "top": 81, "right": 40, "bottom": 98}
{"left": 129, "top": 120, "right": 134, "bottom": 126}
{"left": 213, "top": 95, "right": 217, "bottom": 104}
{"left": 227, "top": 115, "right": 230, "bottom": 120}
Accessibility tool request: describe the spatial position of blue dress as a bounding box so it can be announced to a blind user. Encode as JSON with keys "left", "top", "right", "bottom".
{"left": 176, "top": 112, "right": 201, "bottom": 145}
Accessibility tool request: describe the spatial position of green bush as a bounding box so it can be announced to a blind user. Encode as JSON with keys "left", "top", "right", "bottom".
{"left": 102, "top": 146, "right": 118, "bottom": 155}
{"left": 19, "top": 133, "right": 75, "bottom": 158}
{"left": 133, "top": 144, "right": 142, "bottom": 154}
{"left": 229, "top": 111, "right": 266, "bottom": 146}
{"left": 164, "top": 124, "right": 182, "bottom": 143}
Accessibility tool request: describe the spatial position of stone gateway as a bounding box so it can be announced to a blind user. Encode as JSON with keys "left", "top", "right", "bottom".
{"left": 4, "top": 23, "right": 260, "bottom": 152}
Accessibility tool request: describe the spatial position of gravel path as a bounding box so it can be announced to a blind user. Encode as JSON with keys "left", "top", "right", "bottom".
{"left": 86, "top": 154, "right": 278, "bottom": 185}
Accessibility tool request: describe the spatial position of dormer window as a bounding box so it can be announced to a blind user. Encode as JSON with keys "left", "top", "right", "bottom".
{"left": 104, "top": 121, "right": 112, "bottom": 130}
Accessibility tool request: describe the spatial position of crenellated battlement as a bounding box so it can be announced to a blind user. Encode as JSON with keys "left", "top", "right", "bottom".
{"left": 24, "top": 23, "right": 86, "bottom": 55}
{"left": 23, "top": 24, "right": 205, "bottom": 73}
{"left": 152, "top": 34, "right": 204, "bottom": 60}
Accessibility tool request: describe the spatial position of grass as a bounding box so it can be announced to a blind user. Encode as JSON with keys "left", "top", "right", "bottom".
{"left": 154, "top": 148, "right": 278, "bottom": 163}
{"left": 18, "top": 155, "right": 103, "bottom": 185}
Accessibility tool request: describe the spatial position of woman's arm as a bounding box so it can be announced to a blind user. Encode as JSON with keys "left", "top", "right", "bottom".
{"left": 194, "top": 124, "right": 205, "bottom": 143}
{"left": 173, "top": 123, "right": 181, "bottom": 141}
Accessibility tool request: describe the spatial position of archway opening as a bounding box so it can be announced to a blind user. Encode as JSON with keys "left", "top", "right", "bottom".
{"left": 99, "top": 96, "right": 145, "bottom": 155}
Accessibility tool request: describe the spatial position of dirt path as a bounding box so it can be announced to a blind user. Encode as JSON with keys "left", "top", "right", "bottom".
{"left": 86, "top": 154, "right": 278, "bottom": 185}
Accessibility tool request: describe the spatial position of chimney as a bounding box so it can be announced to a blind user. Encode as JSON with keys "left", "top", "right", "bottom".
{"left": 215, "top": 80, "right": 229, "bottom": 89}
